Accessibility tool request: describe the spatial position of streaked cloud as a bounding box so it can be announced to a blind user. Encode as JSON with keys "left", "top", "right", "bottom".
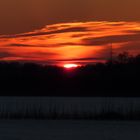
{"left": 0, "top": 21, "right": 140, "bottom": 65}
{"left": 82, "top": 34, "right": 140, "bottom": 46}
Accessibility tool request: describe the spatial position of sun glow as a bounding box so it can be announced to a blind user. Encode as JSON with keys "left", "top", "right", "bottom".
{"left": 64, "top": 64, "right": 78, "bottom": 69}
{"left": 0, "top": 21, "right": 140, "bottom": 64}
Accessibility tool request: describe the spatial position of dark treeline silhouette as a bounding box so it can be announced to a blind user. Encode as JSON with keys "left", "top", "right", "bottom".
{"left": 0, "top": 52, "right": 140, "bottom": 96}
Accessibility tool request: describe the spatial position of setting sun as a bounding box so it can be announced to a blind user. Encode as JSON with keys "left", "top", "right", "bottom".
{"left": 64, "top": 64, "right": 78, "bottom": 69}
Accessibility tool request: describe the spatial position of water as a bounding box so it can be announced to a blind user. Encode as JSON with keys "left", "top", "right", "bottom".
{"left": 0, "top": 120, "right": 140, "bottom": 140}
{"left": 0, "top": 97, "right": 140, "bottom": 140}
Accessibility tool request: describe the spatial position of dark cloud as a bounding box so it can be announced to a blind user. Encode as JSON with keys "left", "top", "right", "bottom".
{"left": 55, "top": 57, "right": 107, "bottom": 62}
{"left": 16, "top": 52, "right": 57, "bottom": 59}
{"left": 7, "top": 43, "right": 70, "bottom": 48}
{"left": 0, "top": 52, "right": 13, "bottom": 58}
{"left": 110, "top": 23, "right": 126, "bottom": 26}
{"left": 1, "top": 27, "right": 88, "bottom": 39}
{"left": 9, "top": 43, "right": 34, "bottom": 47}
{"left": 0, "top": 50, "right": 57, "bottom": 61}
{"left": 125, "top": 30, "right": 140, "bottom": 34}
{"left": 32, "top": 52, "right": 57, "bottom": 56}
{"left": 82, "top": 33, "right": 140, "bottom": 46}
{"left": 71, "top": 33, "right": 91, "bottom": 38}
{"left": 116, "top": 41, "right": 140, "bottom": 52}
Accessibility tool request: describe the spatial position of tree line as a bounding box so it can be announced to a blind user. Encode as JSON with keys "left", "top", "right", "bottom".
{"left": 0, "top": 52, "right": 140, "bottom": 96}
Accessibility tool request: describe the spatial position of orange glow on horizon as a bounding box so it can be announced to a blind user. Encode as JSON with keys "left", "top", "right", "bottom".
{"left": 0, "top": 21, "right": 140, "bottom": 65}
{"left": 64, "top": 64, "right": 78, "bottom": 69}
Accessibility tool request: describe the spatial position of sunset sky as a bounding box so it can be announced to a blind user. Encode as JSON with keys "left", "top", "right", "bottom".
{"left": 0, "top": 0, "right": 140, "bottom": 65}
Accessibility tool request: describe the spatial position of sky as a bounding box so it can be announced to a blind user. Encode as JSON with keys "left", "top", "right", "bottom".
{"left": 0, "top": 0, "right": 140, "bottom": 65}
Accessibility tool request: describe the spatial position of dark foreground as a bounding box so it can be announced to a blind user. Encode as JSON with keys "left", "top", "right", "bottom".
{"left": 0, "top": 120, "right": 140, "bottom": 140}
{"left": 0, "top": 97, "right": 140, "bottom": 120}
{"left": 0, "top": 53, "right": 140, "bottom": 96}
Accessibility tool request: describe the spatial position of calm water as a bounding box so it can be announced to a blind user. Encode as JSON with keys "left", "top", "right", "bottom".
{"left": 0, "top": 120, "right": 140, "bottom": 140}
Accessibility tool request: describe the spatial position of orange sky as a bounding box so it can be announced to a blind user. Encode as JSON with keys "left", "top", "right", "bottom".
{"left": 0, "top": 0, "right": 140, "bottom": 35}
{"left": 0, "top": 21, "right": 140, "bottom": 65}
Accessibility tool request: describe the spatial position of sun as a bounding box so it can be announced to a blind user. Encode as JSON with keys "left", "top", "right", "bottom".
{"left": 64, "top": 64, "right": 78, "bottom": 69}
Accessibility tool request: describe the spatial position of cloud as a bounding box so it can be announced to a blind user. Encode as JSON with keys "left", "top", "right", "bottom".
{"left": 55, "top": 57, "right": 107, "bottom": 61}
{"left": 114, "top": 41, "right": 140, "bottom": 55}
{"left": 9, "top": 43, "right": 34, "bottom": 47}
{"left": 82, "top": 33, "right": 140, "bottom": 46}
{"left": 1, "top": 26, "right": 88, "bottom": 39}
{"left": 0, "top": 21, "right": 140, "bottom": 64}
{"left": 0, "top": 52, "right": 13, "bottom": 59}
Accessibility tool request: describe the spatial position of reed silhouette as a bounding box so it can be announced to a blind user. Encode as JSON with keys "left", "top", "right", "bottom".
{"left": 0, "top": 99, "right": 139, "bottom": 120}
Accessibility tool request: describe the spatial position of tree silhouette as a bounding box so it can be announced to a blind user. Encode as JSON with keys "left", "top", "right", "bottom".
{"left": 0, "top": 52, "right": 139, "bottom": 96}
